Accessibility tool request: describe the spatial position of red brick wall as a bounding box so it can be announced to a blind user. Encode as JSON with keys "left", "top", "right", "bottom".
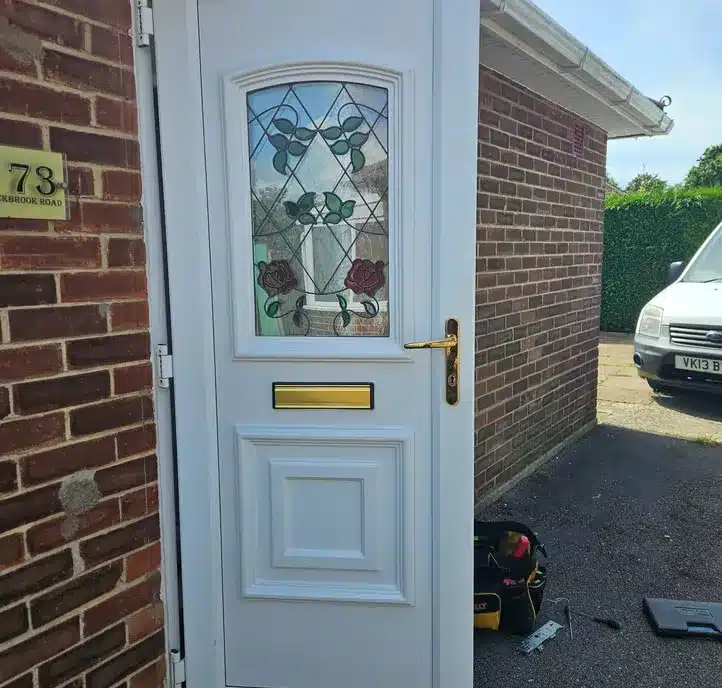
{"left": 474, "top": 67, "right": 607, "bottom": 503}
{"left": 0, "top": 2, "right": 164, "bottom": 686}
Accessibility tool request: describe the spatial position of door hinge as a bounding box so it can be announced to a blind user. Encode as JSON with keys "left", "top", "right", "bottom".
{"left": 170, "top": 649, "right": 186, "bottom": 686}
{"left": 136, "top": 0, "right": 154, "bottom": 47}
{"left": 156, "top": 345, "right": 174, "bottom": 389}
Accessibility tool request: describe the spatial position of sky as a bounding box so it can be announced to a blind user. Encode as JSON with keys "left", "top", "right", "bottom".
{"left": 533, "top": 0, "right": 722, "bottom": 188}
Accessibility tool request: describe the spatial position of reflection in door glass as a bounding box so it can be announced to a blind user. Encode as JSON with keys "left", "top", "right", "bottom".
{"left": 248, "top": 81, "right": 389, "bottom": 336}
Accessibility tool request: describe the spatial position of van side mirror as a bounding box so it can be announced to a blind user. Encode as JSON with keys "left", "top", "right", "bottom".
{"left": 668, "top": 261, "right": 685, "bottom": 283}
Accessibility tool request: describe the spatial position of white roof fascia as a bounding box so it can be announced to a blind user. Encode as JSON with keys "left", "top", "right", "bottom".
{"left": 479, "top": 0, "right": 674, "bottom": 138}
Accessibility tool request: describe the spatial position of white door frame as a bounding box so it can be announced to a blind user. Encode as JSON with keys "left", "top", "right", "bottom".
{"left": 133, "top": 26, "right": 182, "bottom": 680}
{"left": 151, "top": 1, "right": 480, "bottom": 685}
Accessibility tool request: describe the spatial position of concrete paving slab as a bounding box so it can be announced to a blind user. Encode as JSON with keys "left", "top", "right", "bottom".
{"left": 598, "top": 386, "right": 653, "bottom": 405}
{"left": 596, "top": 333, "right": 722, "bottom": 441}
{"left": 603, "top": 365, "right": 638, "bottom": 377}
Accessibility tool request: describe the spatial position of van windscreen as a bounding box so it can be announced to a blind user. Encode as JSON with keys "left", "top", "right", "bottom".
{"left": 683, "top": 226, "right": 722, "bottom": 283}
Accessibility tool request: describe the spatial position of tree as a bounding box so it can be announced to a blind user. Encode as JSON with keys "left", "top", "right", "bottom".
{"left": 684, "top": 144, "right": 722, "bottom": 188}
{"left": 605, "top": 173, "right": 620, "bottom": 189}
{"left": 625, "top": 172, "right": 667, "bottom": 194}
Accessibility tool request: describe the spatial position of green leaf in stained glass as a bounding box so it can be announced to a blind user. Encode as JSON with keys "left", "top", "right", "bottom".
{"left": 342, "top": 116, "right": 364, "bottom": 132}
{"left": 321, "top": 126, "right": 342, "bottom": 140}
{"left": 337, "top": 294, "right": 348, "bottom": 311}
{"left": 298, "top": 213, "right": 315, "bottom": 225}
{"left": 297, "top": 192, "right": 316, "bottom": 211}
{"left": 292, "top": 311, "right": 302, "bottom": 327}
{"left": 350, "top": 149, "right": 365, "bottom": 173}
{"left": 340, "top": 200, "right": 355, "bottom": 219}
{"left": 287, "top": 141, "right": 307, "bottom": 157}
{"left": 272, "top": 150, "right": 288, "bottom": 175}
{"left": 295, "top": 127, "right": 315, "bottom": 142}
{"left": 348, "top": 132, "right": 368, "bottom": 148}
{"left": 284, "top": 201, "right": 299, "bottom": 219}
{"left": 272, "top": 118, "right": 296, "bottom": 135}
{"left": 362, "top": 300, "right": 378, "bottom": 317}
{"left": 330, "top": 140, "right": 350, "bottom": 156}
{"left": 341, "top": 310, "right": 351, "bottom": 328}
{"left": 268, "top": 134, "right": 289, "bottom": 151}
{"left": 324, "top": 192, "right": 342, "bottom": 213}
{"left": 266, "top": 301, "right": 280, "bottom": 317}
{"left": 295, "top": 295, "right": 306, "bottom": 309}
{"left": 324, "top": 212, "right": 342, "bottom": 225}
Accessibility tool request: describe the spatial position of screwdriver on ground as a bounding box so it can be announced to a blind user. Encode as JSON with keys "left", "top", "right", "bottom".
{"left": 574, "top": 609, "right": 623, "bottom": 630}
{"left": 557, "top": 599, "right": 622, "bottom": 635}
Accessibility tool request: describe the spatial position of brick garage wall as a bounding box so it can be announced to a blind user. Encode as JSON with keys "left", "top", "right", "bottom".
{"left": 474, "top": 67, "right": 607, "bottom": 503}
{"left": 0, "top": 2, "right": 164, "bottom": 687}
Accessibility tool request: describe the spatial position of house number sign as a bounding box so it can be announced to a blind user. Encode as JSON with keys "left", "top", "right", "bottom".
{"left": 0, "top": 145, "right": 68, "bottom": 221}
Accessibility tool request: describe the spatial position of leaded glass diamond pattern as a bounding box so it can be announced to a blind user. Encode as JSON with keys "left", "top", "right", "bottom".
{"left": 248, "top": 81, "right": 389, "bottom": 337}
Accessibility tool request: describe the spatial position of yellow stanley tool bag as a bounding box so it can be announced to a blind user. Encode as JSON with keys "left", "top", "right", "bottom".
{"left": 474, "top": 520, "right": 547, "bottom": 635}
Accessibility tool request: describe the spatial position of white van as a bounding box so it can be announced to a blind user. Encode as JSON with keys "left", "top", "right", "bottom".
{"left": 634, "top": 220, "right": 722, "bottom": 394}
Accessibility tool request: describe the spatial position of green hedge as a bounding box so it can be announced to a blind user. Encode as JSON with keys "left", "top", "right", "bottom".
{"left": 602, "top": 187, "right": 722, "bottom": 332}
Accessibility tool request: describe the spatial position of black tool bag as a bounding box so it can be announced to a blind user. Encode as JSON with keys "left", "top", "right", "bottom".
{"left": 474, "top": 520, "right": 547, "bottom": 635}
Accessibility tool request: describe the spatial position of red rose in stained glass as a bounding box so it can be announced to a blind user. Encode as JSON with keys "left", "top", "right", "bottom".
{"left": 257, "top": 260, "right": 297, "bottom": 296}
{"left": 344, "top": 259, "right": 386, "bottom": 297}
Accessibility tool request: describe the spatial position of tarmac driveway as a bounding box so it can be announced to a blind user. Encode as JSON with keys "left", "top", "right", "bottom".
{"left": 474, "top": 340, "right": 722, "bottom": 687}
{"left": 474, "top": 426, "right": 722, "bottom": 687}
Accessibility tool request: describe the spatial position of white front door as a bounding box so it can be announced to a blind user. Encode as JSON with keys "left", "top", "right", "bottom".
{"left": 153, "top": 1, "right": 480, "bottom": 686}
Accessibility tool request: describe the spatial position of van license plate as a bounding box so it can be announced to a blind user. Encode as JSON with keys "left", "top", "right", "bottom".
{"left": 674, "top": 356, "right": 722, "bottom": 375}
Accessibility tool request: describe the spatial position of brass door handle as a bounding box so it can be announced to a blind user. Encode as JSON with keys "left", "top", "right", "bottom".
{"left": 404, "top": 318, "right": 460, "bottom": 406}
{"left": 404, "top": 334, "right": 457, "bottom": 350}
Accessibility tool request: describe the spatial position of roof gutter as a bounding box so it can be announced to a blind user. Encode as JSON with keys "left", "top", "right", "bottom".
{"left": 479, "top": 0, "right": 674, "bottom": 139}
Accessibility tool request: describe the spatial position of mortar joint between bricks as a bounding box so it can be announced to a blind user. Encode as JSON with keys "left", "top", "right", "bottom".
{"left": 13, "top": 0, "right": 132, "bottom": 32}
{"left": 92, "top": 166, "right": 104, "bottom": 197}
{"left": 60, "top": 337, "right": 68, "bottom": 371}
{"left": 45, "top": 118, "right": 140, "bottom": 141}
{"left": 0, "top": 72, "right": 99, "bottom": 106}
{"left": 100, "top": 237, "right": 109, "bottom": 269}
{"left": 90, "top": 93, "right": 98, "bottom": 127}
{"left": 37, "top": 40, "right": 135, "bottom": 72}
{"left": 83, "top": 22, "right": 92, "bottom": 53}
{"left": 0, "top": 310, "right": 10, "bottom": 344}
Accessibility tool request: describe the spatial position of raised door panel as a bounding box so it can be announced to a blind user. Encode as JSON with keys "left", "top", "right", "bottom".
{"left": 235, "top": 425, "right": 414, "bottom": 603}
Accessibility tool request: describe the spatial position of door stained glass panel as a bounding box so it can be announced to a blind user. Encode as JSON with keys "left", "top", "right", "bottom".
{"left": 248, "top": 81, "right": 389, "bottom": 337}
